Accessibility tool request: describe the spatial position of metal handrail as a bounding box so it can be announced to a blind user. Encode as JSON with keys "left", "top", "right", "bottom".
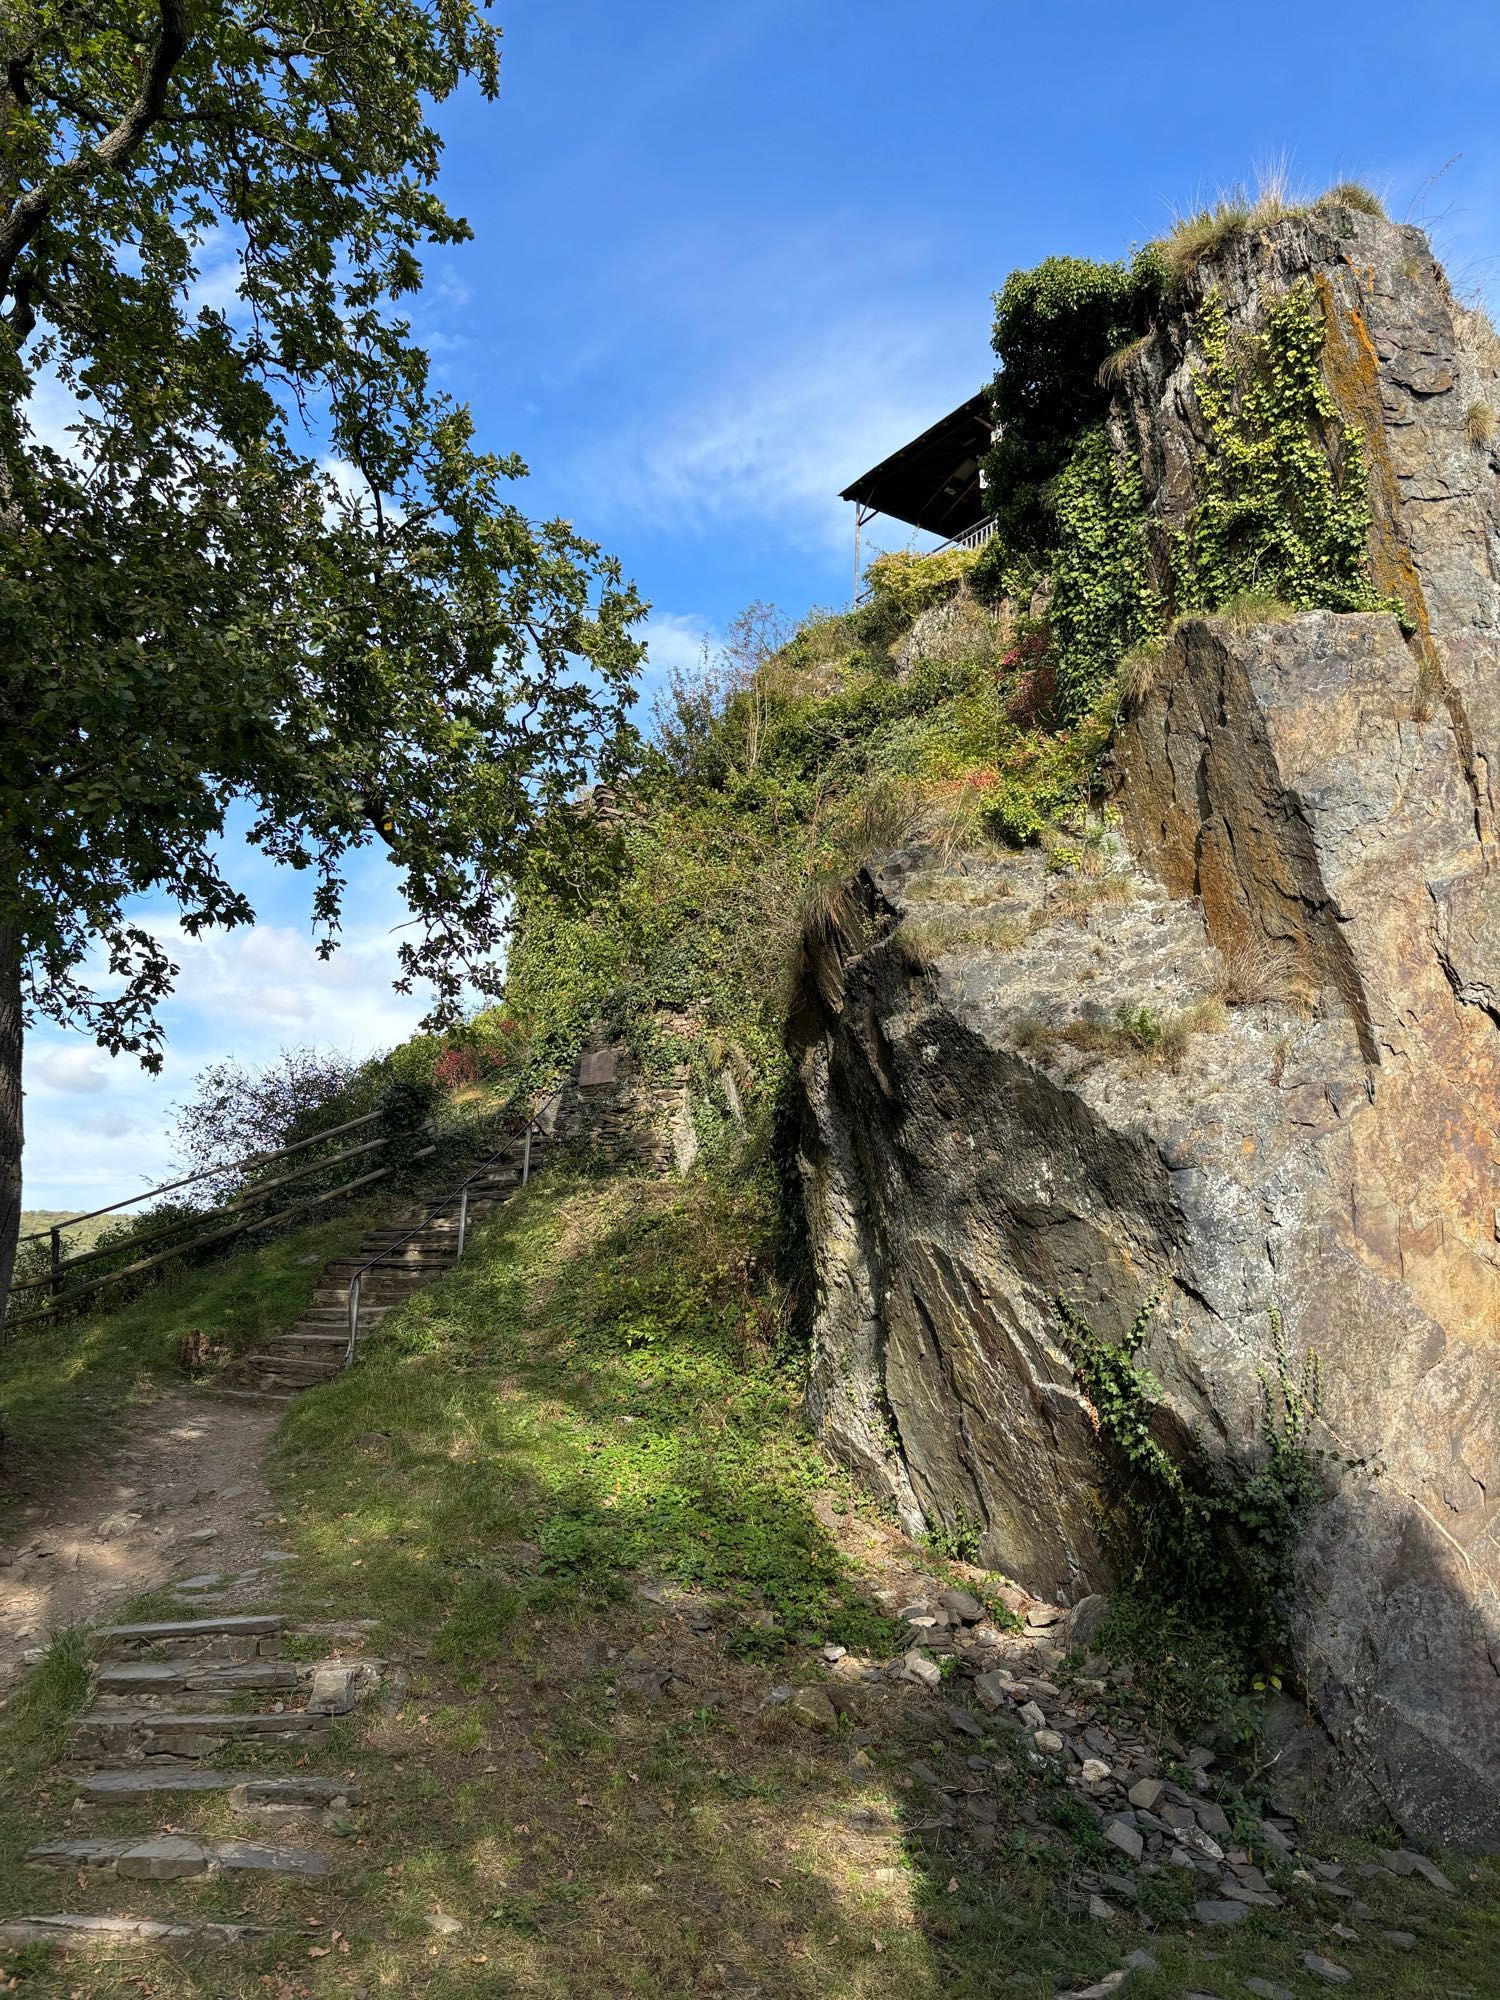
{"left": 342, "top": 1092, "right": 557, "bottom": 1369}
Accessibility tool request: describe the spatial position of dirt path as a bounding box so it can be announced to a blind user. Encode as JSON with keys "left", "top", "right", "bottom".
{"left": 0, "top": 1391, "right": 281, "bottom": 1686}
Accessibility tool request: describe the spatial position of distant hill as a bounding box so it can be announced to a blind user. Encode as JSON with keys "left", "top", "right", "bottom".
{"left": 18, "top": 1209, "right": 127, "bottom": 1254}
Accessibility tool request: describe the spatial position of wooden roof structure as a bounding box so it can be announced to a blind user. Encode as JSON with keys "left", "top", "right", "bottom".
{"left": 840, "top": 389, "right": 993, "bottom": 539}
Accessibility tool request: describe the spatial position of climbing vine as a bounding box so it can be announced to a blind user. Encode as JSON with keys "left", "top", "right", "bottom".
{"left": 1046, "top": 425, "right": 1163, "bottom": 723}
{"left": 1176, "top": 283, "right": 1399, "bottom": 616}
{"left": 1059, "top": 1292, "right": 1326, "bottom": 1664}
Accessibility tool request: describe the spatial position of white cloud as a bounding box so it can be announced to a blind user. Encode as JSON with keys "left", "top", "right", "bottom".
{"left": 590, "top": 319, "right": 981, "bottom": 556}
{"left": 640, "top": 610, "right": 714, "bottom": 675}
{"left": 29, "top": 1046, "right": 112, "bottom": 1096}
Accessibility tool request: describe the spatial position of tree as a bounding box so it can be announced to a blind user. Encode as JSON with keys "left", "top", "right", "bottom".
{"left": 0, "top": 3, "right": 645, "bottom": 1315}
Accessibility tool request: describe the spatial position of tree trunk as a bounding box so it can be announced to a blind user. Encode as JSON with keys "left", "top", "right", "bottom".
{"left": 0, "top": 922, "right": 23, "bottom": 1334}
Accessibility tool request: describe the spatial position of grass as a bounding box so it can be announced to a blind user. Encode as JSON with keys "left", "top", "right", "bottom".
{"left": 1153, "top": 173, "right": 1385, "bottom": 285}
{"left": 901, "top": 911, "right": 1028, "bottom": 960}
{"left": 1467, "top": 399, "right": 1495, "bottom": 449}
{"left": 0, "top": 1156, "right": 1498, "bottom": 1996}
{"left": 1210, "top": 935, "right": 1298, "bottom": 1007}
{"left": 275, "top": 1165, "right": 908, "bottom": 1664}
{"left": 1, "top": 1628, "right": 92, "bottom": 1765}
{"left": 0, "top": 1208, "right": 374, "bottom": 1474}
{"left": 1016, "top": 998, "right": 1226, "bottom": 1074}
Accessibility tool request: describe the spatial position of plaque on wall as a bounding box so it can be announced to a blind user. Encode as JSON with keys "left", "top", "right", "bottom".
{"left": 578, "top": 1048, "right": 617, "bottom": 1086}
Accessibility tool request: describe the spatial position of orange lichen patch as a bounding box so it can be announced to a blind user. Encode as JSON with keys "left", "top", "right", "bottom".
{"left": 1314, "top": 272, "right": 1444, "bottom": 718}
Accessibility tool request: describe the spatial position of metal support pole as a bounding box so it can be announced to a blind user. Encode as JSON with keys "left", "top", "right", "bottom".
{"left": 346, "top": 1272, "right": 361, "bottom": 1367}
{"left": 456, "top": 1186, "right": 469, "bottom": 1261}
{"left": 522, "top": 1124, "right": 533, "bottom": 1186}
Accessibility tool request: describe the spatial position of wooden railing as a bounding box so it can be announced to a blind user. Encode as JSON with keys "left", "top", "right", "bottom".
{"left": 4, "top": 1107, "right": 432, "bottom": 1335}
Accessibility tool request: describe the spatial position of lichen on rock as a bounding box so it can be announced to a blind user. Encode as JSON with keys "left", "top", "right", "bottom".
{"left": 793, "top": 207, "right": 1500, "bottom": 1847}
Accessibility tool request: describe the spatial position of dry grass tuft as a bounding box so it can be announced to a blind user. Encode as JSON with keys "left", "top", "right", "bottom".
{"left": 901, "top": 911, "right": 1028, "bottom": 963}
{"left": 1317, "top": 180, "right": 1386, "bottom": 217}
{"left": 1211, "top": 936, "right": 1297, "bottom": 1006}
{"left": 1118, "top": 638, "right": 1168, "bottom": 707}
{"left": 1047, "top": 871, "right": 1136, "bottom": 925}
{"left": 1466, "top": 400, "right": 1496, "bottom": 449}
{"left": 1097, "top": 333, "right": 1153, "bottom": 388}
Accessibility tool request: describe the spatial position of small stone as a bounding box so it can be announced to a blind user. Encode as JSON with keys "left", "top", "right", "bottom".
{"left": 1244, "top": 1981, "right": 1294, "bottom": 2000}
{"left": 1033, "top": 1729, "right": 1064, "bottom": 1755}
{"left": 1195, "top": 1800, "right": 1231, "bottom": 1836}
{"left": 173, "top": 1572, "right": 221, "bottom": 1592}
{"left": 1127, "top": 1777, "right": 1164, "bottom": 1811}
{"left": 901, "top": 1649, "right": 942, "bottom": 1690}
{"left": 1186, "top": 1745, "right": 1215, "bottom": 1768}
{"left": 426, "top": 1912, "right": 463, "bottom": 1937}
{"left": 939, "top": 1588, "right": 985, "bottom": 1623}
{"left": 821, "top": 1642, "right": 846, "bottom": 1662}
{"left": 1087, "top": 1893, "right": 1116, "bottom": 1921}
{"left": 1123, "top": 1951, "right": 1160, "bottom": 1974}
{"left": 1381, "top": 1931, "right": 1417, "bottom": 1950}
{"left": 973, "top": 1670, "right": 1012, "bottom": 1711}
{"left": 117, "top": 1835, "right": 208, "bottom": 1882}
{"left": 785, "top": 1688, "right": 838, "bottom": 1732}
{"left": 908, "top": 1759, "right": 940, "bottom": 1785}
{"left": 1026, "top": 1602, "right": 1066, "bottom": 1628}
{"left": 945, "top": 1704, "right": 984, "bottom": 1739}
{"left": 183, "top": 1527, "right": 220, "bottom": 1544}
{"left": 1065, "top": 1593, "right": 1109, "bottom": 1649}
{"left": 1193, "top": 1898, "right": 1249, "bottom": 1926}
{"left": 1080, "top": 1757, "right": 1111, "bottom": 1784}
{"left": 1409, "top": 1853, "right": 1457, "bottom": 1893}
{"left": 1302, "top": 1954, "right": 1352, "bottom": 1985}
{"left": 1017, "top": 1699, "right": 1047, "bottom": 1729}
{"left": 1104, "top": 1818, "right": 1143, "bottom": 1863}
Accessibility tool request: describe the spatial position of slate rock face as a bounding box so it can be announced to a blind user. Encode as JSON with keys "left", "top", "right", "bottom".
{"left": 791, "top": 213, "right": 1500, "bottom": 1848}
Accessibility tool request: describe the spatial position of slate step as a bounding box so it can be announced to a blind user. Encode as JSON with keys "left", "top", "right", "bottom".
{"left": 79, "top": 1767, "right": 359, "bottom": 1807}
{"left": 234, "top": 1354, "right": 340, "bottom": 1381}
{"left": 70, "top": 1705, "right": 329, "bottom": 1762}
{"left": 96, "top": 1613, "right": 283, "bottom": 1658}
{"left": 201, "top": 1385, "right": 297, "bottom": 1407}
{"left": 28, "top": 1833, "right": 334, "bottom": 1880}
{"left": 95, "top": 1657, "right": 302, "bottom": 1696}
{"left": 0, "top": 1912, "right": 267, "bottom": 1946}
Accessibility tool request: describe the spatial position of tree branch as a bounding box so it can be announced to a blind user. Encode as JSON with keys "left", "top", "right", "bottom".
{"left": 0, "top": 0, "right": 189, "bottom": 311}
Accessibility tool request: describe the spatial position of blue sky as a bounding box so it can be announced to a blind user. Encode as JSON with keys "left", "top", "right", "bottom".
{"left": 23, "top": 0, "right": 1500, "bottom": 1207}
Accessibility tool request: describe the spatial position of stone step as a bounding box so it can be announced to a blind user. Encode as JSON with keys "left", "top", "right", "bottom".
{"left": 200, "top": 1385, "right": 297, "bottom": 1407}
{"left": 96, "top": 1613, "right": 283, "bottom": 1657}
{"left": 79, "top": 1767, "right": 359, "bottom": 1807}
{"left": 266, "top": 1331, "right": 359, "bottom": 1349}
{"left": 95, "top": 1658, "right": 301, "bottom": 1696}
{"left": 0, "top": 1912, "right": 267, "bottom": 1947}
{"left": 28, "top": 1833, "right": 334, "bottom": 1881}
{"left": 233, "top": 1354, "right": 341, "bottom": 1381}
{"left": 70, "top": 1705, "right": 329, "bottom": 1763}
{"left": 296, "top": 1311, "right": 389, "bottom": 1330}
{"left": 323, "top": 1257, "right": 456, "bottom": 1277}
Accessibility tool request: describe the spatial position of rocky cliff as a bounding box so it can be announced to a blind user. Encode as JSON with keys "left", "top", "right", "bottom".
{"left": 792, "top": 210, "right": 1500, "bottom": 1846}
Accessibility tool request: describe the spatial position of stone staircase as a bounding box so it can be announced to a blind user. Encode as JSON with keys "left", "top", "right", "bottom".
{"left": 217, "top": 1125, "right": 548, "bottom": 1403}
{"left": 0, "top": 1609, "right": 382, "bottom": 1950}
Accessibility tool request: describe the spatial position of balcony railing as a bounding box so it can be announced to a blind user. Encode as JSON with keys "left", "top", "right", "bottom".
{"left": 855, "top": 514, "right": 997, "bottom": 604}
